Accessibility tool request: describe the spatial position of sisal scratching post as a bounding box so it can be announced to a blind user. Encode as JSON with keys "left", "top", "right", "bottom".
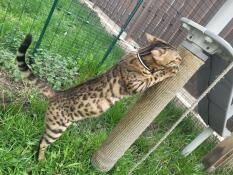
{"left": 92, "top": 47, "right": 204, "bottom": 172}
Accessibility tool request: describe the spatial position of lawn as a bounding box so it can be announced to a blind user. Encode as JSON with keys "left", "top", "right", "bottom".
{"left": 0, "top": 0, "right": 232, "bottom": 174}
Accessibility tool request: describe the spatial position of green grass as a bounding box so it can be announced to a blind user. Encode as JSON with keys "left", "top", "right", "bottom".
{"left": 0, "top": 0, "right": 233, "bottom": 174}
{"left": 1, "top": 96, "right": 232, "bottom": 175}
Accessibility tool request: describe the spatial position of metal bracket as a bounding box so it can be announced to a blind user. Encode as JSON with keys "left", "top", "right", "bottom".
{"left": 181, "top": 17, "right": 233, "bottom": 62}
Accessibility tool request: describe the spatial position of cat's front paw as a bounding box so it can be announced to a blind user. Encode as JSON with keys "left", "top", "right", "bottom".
{"left": 172, "top": 66, "right": 179, "bottom": 74}
{"left": 170, "top": 66, "right": 179, "bottom": 76}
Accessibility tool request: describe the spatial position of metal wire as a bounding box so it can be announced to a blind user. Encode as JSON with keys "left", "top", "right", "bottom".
{"left": 62, "top": 1, "right": 100, "bottom": 58}
{"left": 99, "top": 0, "right": 144, "bottom": 65}
{"left": 9, "top": 0, "right": 28, "bottom": 35}
{"left": 33, "top": 0, "right": 59, "bottom": 54}
{"left": 47, "top": 0, "right": 74, "bottom": 49}
{"left": 0, "top": 0, "right": 12, "bottom": 37}
{"left": 28, "top": 0, "right": 44, "bottom": 33}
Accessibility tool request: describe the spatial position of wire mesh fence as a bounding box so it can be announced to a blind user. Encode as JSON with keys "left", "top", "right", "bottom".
{"left": 0, "top": 0, "right": 50, "bottom": 50}
{"left": 0, "top": 0, "right": 135, "bottom": 88}
{"left": 1, "top": 0, "right": 230, "bottom": 68}
{"left": 0, "top": 0, "right": 126, "bottom": 67}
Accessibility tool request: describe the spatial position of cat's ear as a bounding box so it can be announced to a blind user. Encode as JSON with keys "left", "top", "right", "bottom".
{"left": 145, "top": 33, "right": 167, "bottom": 44}
{"left": 145, "top": 33, "right": 156, "bottom": 43}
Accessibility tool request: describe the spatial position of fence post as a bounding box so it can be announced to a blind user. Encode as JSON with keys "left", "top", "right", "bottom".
{"left": 99, "top": 0, "right": 143, "bottom": 65}
{"left": 33, "top": 0, "right": 59, "bottom": 55}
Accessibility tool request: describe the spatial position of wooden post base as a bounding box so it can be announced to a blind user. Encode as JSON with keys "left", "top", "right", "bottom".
{"left": 202, "top": 135, "right": 233, "bottom": 172}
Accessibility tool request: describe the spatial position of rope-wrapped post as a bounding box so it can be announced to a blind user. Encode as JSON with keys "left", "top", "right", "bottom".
{"left": 92, "top": 47, "right": 204, "bottom": 172}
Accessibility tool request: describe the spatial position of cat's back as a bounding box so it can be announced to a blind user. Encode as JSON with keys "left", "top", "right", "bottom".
{"left": 49, "top": 67, "right": 116, "bottom": 101}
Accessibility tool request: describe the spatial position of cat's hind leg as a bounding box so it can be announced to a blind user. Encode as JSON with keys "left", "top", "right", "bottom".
{"left": 37, "top": 111, "right": 71, "bottom": 160}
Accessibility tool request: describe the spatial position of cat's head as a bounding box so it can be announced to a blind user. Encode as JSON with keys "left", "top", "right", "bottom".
{"left": 144, "top": 33, "right": 182, "bottom": 68}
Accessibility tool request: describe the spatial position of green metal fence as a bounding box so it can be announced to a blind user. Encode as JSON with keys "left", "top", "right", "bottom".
{"left": 0, "top": 0, "right": 143, "bottom": 87}
{"left": 0, "top": 0, "right": 142, "bottom": 66}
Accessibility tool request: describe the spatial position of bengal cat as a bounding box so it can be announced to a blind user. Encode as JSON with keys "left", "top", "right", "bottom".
{"left": 16, "top": 33, "right": 182, "bottom": 160}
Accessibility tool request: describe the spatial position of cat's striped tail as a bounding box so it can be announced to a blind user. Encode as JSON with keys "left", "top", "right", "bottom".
{"left": 16, "top": 34, "right": 56, "bottom": 98}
